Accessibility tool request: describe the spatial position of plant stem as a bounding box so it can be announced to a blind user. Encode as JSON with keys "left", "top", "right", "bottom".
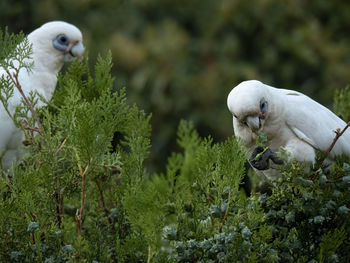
{"left": 55, "top": 138, "right": 67, "bottom": 155}
{"left": 6, "top": 69, "right": 49, "bottom": 149}
{"left": 75, "top": 155, "right": 93, "bottom": 236}
{"left": 254, "top": 146, "right": 269, "bottom": 161}
{"left": 147, "top": 245, "right": 151, "bottom": 263}
{"left": 77, "top": 172, "right": 87, "bottom": 236}
{"left": 326, "top": 122, "right": 350, "bottom": 154}
{"left": 96, "top": 180, "right": 108, "bottom": 212}
{"left": 54, "top": 192, "right": 63, "bottom": 230}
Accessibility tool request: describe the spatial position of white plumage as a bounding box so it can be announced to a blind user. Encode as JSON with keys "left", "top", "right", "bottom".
{"left": 0, "top": 21, "right": 84, "bottom": 172}
{"left": 227, "top": 80, "right": 350, "bottom": 179}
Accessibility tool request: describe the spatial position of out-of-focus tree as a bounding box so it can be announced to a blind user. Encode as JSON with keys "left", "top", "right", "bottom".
{"left": 2, "top": 0, "right": 350, "bottom": 171}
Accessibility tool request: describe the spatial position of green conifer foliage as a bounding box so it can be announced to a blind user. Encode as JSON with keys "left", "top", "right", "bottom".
{"left": 0, "top": 29, "right": 152, "bottom": 261}
{"left": 334, "top": 86, "right": 350, "bottom": 122}
{"left": 1, "top": 27, "right": 349, "bottom": 263}
{"left": 123, "top": 121, "right": 247, "bottom": 260}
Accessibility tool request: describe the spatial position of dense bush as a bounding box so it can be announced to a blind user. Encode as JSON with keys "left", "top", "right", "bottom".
{"left": 1, "top": 28, "right": 350, "bottom": 262}
{"left": 2, "top": 0, "right": 350, "bottom": 172}
{"left": 0, "top": 30, "right": 152, "bottom": 262}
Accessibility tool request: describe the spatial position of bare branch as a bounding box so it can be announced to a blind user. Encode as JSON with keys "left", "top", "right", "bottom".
{"left": 6, "top": 69, "right": 49, "bottom": 149}
{"left": 55, "top": 138, "right": 67, "bottom": 155}
{"left": 75, "top": 156, "right": 93, "bottom": 236}
{"left": 22, "top": 120, "right": 42, "bottom": 135}
{"left": 326, "top": 122, "right": 350, "bottom": 154}
{"left": 95, "top": 180, "right": 108, "bottom": 212}
{"left": 54, "top": 192, "right": 64, "bottom": 230}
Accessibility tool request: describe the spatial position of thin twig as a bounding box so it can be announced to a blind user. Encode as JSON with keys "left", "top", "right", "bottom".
{"left": 6, "top": 69, "right": 49, "bottom": 148}
{"left": 95, "top": 180, "right": 108, "bottom": 213}
{"left": 54, "top": 192, "right": 63, "bottom": 230}
{"left": 77, "top": 172, "right": 86, "bottom": 236}
{"left": 318, "top": 121, "right": 350, "bottom": 168}
{"left": 96, "top": 179, "right": 112, "bottom": 225}
{"left": 55, "top": 138, "right": 67, "bottom": 155}
{"left": 22, "top": 120, "right": 42, "bottom": 135}
{"left": 5, "top": 174, "right": 12, "bottom": 188}
{"left": 326, "top": 122, "right": 350, "bottom": 154}
{"left": 75, "top": 156, "right": 93, "bottom": 236}
{"left": 147, "top": 245, "right": 152, "bottom": 263}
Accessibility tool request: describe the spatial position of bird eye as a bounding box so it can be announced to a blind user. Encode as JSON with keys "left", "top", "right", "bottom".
{"left": 260, "top": 98, "right": 268, "bottom": 114}
{"left": 57, "top": 34, "right": 69, "bottom": 44}
{"left": 53, "top": 34, "right": 70, "bottom": 51}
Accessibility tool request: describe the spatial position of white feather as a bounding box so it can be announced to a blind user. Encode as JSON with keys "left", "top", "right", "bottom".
{"left": 0, "top": 21, "right": 84, "bottom": 172}
{"left": 227, "top": 80, "right": 350, "bottom": 179}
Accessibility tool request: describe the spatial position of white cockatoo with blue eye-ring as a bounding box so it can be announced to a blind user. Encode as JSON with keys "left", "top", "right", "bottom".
{"left": 0, "top": 21, "right": 84, "bottom": 172}
{"left": 227, "top": 80, "right": 350, "bottom": 180}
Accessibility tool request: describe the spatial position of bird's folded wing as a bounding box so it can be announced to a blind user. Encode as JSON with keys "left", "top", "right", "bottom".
{"left": 287, "top": 124, "right": 317, "bottom": 149}
{"left": 282, "top": 90, "right": 350, "bottom": 155}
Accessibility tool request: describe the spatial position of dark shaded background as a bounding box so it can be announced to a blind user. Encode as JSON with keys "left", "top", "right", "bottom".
{"left": 2, "top": 0, "right": 350, "bottom": 172}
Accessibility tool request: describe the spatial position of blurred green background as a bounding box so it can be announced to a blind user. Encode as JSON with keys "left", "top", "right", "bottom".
{"left": 2, "top": 0, "right": 350, "bottom": 172}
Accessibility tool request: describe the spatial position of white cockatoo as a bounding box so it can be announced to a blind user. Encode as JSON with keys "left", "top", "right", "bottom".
{"left": 227, "top": 80, "right": 350, "bottom": 179}
{"left": 0, "top": 21, "right": 84, "bottom": 172}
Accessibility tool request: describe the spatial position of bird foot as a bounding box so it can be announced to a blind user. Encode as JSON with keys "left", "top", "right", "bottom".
{"left": 249, "top": 146, "right": 283, "bottom": 170}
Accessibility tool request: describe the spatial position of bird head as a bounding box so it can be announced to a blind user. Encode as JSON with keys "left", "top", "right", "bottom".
{"left": 28, "top": 21, "right": 84, "bottom": 70}
{"left": 227, "top": 80, "right": 270, "bottom": 133}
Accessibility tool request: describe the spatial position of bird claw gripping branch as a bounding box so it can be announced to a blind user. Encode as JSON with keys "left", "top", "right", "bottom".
{"left": 249, "top": 146, "right": 284, "bottom": 170}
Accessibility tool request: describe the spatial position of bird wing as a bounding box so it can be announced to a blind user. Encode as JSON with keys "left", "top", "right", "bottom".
{"left": 278, "top": 89, "right": 350, "bottom": 156}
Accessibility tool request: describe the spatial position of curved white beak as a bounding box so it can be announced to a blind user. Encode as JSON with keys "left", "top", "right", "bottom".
{"left": 70, "top": 42, "right": 84, "bottom": 57}
{"left": 246, "top": 116, "right": 260, "bottom": 131}
{"left": 64, "top": 41, "right": 84, "bottom": 62}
